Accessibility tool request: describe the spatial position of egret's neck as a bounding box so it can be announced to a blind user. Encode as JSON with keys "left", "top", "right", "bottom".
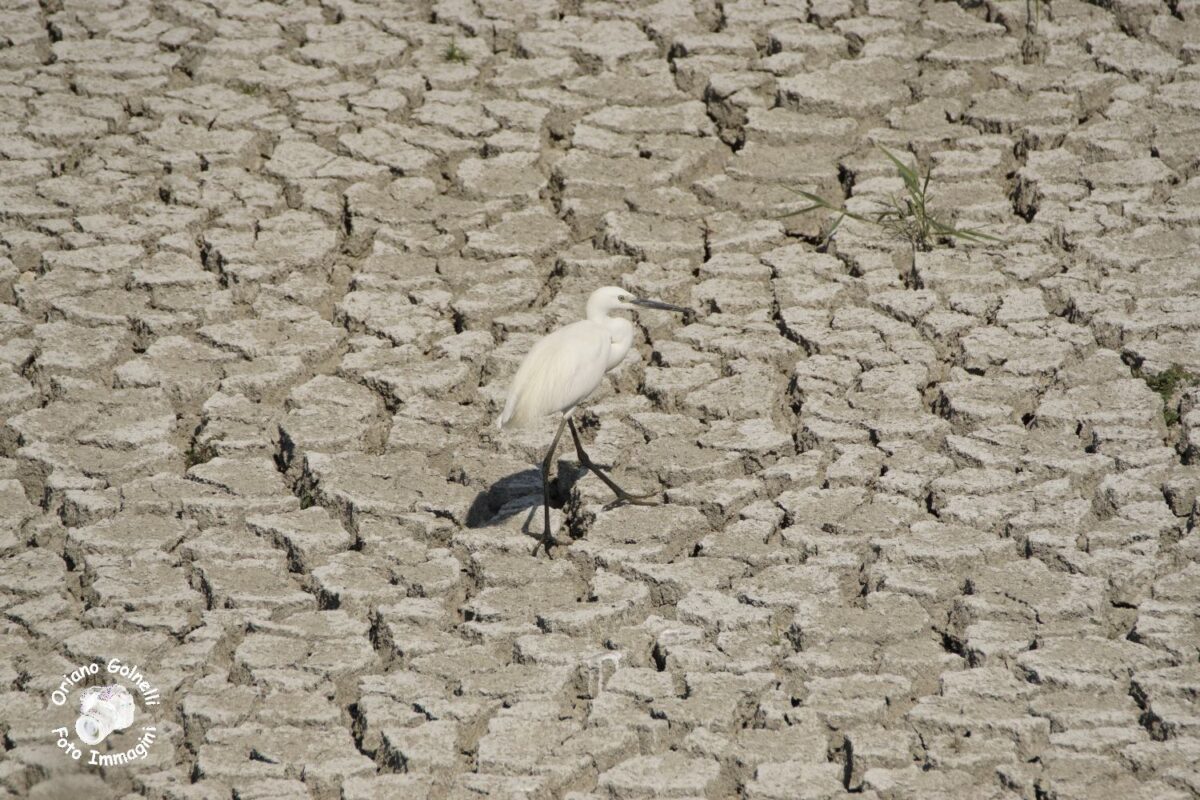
{"left": 602, "top": 316, "right": 634, "bottom": 369}
{"left": 585, "top": 297, "right": 635, "bottom": 369}
{"left": 586, "top": 295, "right": 613, "bottom": 323}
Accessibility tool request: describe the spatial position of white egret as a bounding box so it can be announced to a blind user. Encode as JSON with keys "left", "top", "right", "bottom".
{"left": 498, "top": 286, "right": 688, "bottom": 554}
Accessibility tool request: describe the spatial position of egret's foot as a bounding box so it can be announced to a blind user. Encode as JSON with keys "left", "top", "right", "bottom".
{"left": 611, "top": 486, "right": 659, "bottom": 503}
{"left": 580, "top": 462, "right": 660, "bottom": 506}
{"left": 536, "top": 416, "right": 570, "bottom": 558}
{"left": 531, "top": 530, "right": 566, "bottom": 557}
{"left": 603, "top": 493, "right": 659, "bottom": 511}
{"left": 566, "top": 418, "right": 660, "bottom": 510}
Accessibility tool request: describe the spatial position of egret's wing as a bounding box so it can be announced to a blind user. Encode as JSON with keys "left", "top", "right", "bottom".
{"left": 498, "top": 322, "right": 610, "bottom": 429}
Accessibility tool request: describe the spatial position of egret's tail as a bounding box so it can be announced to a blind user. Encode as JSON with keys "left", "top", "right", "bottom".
{"left": 497, "top": 385, "right": 523, "bottom": 430}
{"left": 497, "top": 397, "right": 516, "bottom": 430}
{"left": 497, "top": 390, "right": 537, "bottom": 430}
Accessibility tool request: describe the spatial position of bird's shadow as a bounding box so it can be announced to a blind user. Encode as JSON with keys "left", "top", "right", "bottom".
{"left": 465, "top": 462, "right": 588, "bottom": 530}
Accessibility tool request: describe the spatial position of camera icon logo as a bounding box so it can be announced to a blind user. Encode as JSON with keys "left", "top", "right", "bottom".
{"left": 75, "top": 685, "right": 135, "bottom": 745}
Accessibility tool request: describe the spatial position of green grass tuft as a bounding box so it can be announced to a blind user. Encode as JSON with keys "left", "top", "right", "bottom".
{"left": 184, "top": 443, "right": 212, "bottom": 469}
{"left": 444, "top": 40, "right": 471, "bottom": 64}
{"left": 1139, "top": 364, "right": 1198, "bottom": 427}
{"left": 780, "top": 145, "right": 1001, "bottom": 252}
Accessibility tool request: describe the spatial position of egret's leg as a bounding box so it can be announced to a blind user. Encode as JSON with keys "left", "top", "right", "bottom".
{"left": 534, "top": 416, "right": 569, "bottom": 556}
{"left": 567, "top": 419, "right": 659, "bottom": 506}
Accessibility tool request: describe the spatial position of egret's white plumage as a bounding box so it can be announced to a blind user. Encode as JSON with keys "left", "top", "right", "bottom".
{"left": 498, "top": 286, "right": 637, "bottom": 429}
{"left": 496, "top": 285, "right": 688, "bottom": 554}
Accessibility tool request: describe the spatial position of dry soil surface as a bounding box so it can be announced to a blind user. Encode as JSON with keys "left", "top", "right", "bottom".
{"left": 2, "top": 0, "right": 1200, "bottom": 799}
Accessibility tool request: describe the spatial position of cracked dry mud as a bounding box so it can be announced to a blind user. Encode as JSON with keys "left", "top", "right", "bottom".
{"left": 2, "top": 0, "right": 1200, "bottom": 798}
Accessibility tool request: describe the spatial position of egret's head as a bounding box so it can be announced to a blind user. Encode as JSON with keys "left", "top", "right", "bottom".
{"left": 588, "top": 286, "right": 688, "bottom": 319}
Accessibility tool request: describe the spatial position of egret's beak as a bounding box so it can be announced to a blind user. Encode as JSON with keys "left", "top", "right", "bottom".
{"left": 631, "top": 297, "right": 688, "bottom": 313}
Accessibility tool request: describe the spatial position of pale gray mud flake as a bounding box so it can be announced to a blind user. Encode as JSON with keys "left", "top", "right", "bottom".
{"left": 464, "top": 208, "right": 571, "bottom": 259}
{"left": 778, "top": 59, "right": 914, "bottom": 116}
{"left": 198, "top": 317, "right": 344, "bottom": 364}
{"left": 598, "top": 752, "right": 722, "bottom": 798}
{"left": 302, "top": 451, "right": 476, "bottom": 526}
